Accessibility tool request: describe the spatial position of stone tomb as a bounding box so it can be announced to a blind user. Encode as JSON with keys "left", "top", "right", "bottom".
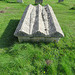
{"left": 14, "top": 4, "right": 64, "bottom": 42}
{"left": 35, "top": 0, "right": 43, "bottom": 4}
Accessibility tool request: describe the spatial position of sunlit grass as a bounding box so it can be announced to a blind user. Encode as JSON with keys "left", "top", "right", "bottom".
{"left": 0, "top": 0, "right": 75, "bottom": 75}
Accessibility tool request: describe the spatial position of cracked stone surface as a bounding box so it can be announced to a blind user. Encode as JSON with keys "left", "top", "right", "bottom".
{"left": 14, "top": 4, "right": 64, "bottom": 42}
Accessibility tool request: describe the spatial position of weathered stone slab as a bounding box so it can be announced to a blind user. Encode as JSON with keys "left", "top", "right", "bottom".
{"left": 18, "top": 37, "right": 59, "bottom": 42}
{"left": 14, "top": 4, "right": 64, "bottom": 42}
{"left": 35, "top": 0, "right": 43, "bottom": 4}
{"left": 17, "top": 0, "right": 23, "bottom": 3}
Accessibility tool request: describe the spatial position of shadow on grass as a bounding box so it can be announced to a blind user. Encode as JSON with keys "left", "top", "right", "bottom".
{"left": 6, "top": 1, "right": 18, "bottom": 3}
{"left": 0, "top": 20, "right": 19, "bottom": 48}
{"left": 33, "top": 3, "right": 43, "bottom": 6}
{"left": 56, "top": 2, "right": 68, "bottom": 6}
{"left": 69, "top": 7, "right": 75, "bottom": 10}
{"left": 21, "top": 41, "right": 57, "bottom": 49}
{"left": 0, "top": 1, "right": 18, "bottom": 3}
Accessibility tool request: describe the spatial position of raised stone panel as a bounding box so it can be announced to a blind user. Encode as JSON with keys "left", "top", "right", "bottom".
{"left": 14, "top": 4, "right": 64, "bottom": 42}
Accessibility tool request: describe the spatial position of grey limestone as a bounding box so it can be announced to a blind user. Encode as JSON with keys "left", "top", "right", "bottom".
{"left": 14, "top": 4, "right": 64, "bottom": 42}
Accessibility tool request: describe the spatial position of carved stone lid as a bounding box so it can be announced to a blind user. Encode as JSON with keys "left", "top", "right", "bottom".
{"left": 14, "top": 4, "right": 64, "bottom": 38}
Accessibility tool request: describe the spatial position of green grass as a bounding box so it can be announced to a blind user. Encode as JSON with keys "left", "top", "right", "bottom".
{"left": 0, "top": 0, "right": 75, "bottom": 75}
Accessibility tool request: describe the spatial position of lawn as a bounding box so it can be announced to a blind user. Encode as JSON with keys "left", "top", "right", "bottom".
{"left": 0, "top": 0, "right": 75, "bottom": 75}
